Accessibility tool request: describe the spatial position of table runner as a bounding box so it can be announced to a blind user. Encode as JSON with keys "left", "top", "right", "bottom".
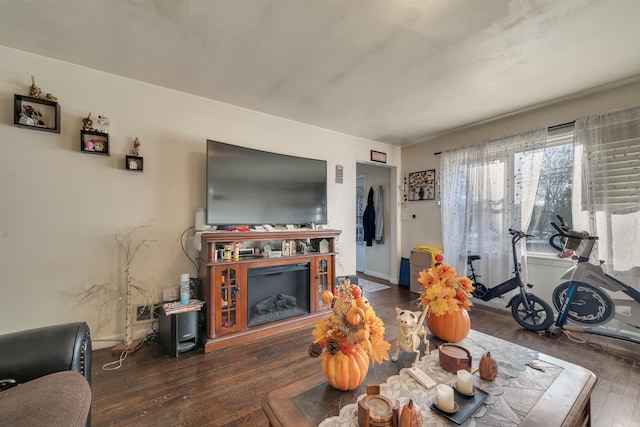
{"left": 319, "top": 329, "right": 563, "bottom": 427}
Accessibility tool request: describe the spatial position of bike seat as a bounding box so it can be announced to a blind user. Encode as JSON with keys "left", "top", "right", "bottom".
{"left": 468, "top": 255, "right": 481, "bottom": 261}
{"left": 526, "top": 283, "right": 534, "bottom": 288}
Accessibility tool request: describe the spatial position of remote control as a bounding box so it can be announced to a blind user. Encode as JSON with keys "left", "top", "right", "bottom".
{"left": 406, "top": 367, "right": 437, "bottom": 389}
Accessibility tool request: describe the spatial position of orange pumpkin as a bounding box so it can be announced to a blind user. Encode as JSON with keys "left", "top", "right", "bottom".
{"left": 322, "top": 346, "right": 369, "bottom": 391}
{"left": 426, "top": 309, "right": 470, "bottom": 342}
{"left": 350, "top": 284, "right": 362, "bottom": 299}
{"left": 321, "top": 290, "right": 334, "bottom": 305}
{"left": 355, "top": 296, "right": 370, "bottom": 311}
{"left": 346, "top": 307, "right": 365, "bottom": 325}
{"left": 479, "top": 351, "right": 499, "bottom": 380}
{"left": 399, "top": 399, "right": 422, "bottom": 427}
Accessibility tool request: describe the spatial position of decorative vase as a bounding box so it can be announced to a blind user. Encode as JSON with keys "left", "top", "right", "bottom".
{"left": 321, "top": 346, "right": 369, "bottom": 391}
{"left": 427, "top": 309, "right": 470, "bottom": 342}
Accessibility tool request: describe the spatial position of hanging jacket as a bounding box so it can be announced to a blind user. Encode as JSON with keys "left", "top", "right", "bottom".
{"left": 375, "top": 185, "right": 384, "bottom": 244}
{"left": 363, "top": 187, "right": 375, "bottom": 246}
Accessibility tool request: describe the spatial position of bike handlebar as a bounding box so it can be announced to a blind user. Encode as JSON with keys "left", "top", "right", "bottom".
{"left": 548, "top": 214, "right": 598, "bottom": 251}
{"left": 508, "top": 228, "right": 534, "bottom": 238}
{"left": 508, "top": 228, "right": 535, "bottom": 245}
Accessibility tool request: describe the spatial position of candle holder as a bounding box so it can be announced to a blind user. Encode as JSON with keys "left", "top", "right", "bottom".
{"left": 453, "top": 382, "right": 477, "bottom": 397}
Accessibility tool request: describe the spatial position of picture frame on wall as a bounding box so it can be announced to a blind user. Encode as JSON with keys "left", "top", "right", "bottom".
{"left": 408, "top": 169, "right": 435, "bottom": 201}
{"left": 370, "top": 150, "right": 387, "bottom": 163}
{"left": 80, "top": 130, "right": 110, "bottom": 155}
{"left": 13, "top": 94, "right": 61, "bottom": 133}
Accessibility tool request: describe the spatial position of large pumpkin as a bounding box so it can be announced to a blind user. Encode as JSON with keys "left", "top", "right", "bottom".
{"left": 322, "top": 346, "right": 369, "bottom": 390}
{"left": 427, "top": 309, "right": 470, "bottom": 342}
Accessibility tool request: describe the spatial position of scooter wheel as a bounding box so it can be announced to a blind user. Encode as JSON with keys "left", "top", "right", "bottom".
{"left": 511, "top": 294, "right": 555, "bottom": 331}
{"left": 471, "top": 283, "right": 489, "bottom": 300}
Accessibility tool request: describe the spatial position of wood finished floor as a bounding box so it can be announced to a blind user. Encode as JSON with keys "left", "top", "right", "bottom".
{"left": 91, "top": 277, "right": 640, "bottom": 426}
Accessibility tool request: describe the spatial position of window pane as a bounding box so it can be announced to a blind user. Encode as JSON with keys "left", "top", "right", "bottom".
{"left": 526, "top": 143, "right": 574, "bottom": 253}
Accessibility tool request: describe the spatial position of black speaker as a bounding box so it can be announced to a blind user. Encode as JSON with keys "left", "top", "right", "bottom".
{"left": 158, "top": 309, "right": 198, "bottom": 357}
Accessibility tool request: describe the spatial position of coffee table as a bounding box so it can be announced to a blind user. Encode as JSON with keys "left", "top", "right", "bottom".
{"left": 262, "top": 330, "right": 596, "bottom": 426}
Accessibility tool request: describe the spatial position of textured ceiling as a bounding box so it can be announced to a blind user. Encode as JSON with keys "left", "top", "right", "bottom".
{"left": 1, "top": 0, "right": 639, "bottom": 146}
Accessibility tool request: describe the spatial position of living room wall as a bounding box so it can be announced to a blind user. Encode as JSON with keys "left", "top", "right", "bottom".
{"left": 401, "top": 78, "right": 640, "bottom": 309}
{"left": 0, "top": 46, "right": 401, "bottom": 345}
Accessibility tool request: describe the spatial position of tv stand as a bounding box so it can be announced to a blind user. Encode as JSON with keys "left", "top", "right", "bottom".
{"left": 197, "top": 229, "right": 341, "bottom": 353}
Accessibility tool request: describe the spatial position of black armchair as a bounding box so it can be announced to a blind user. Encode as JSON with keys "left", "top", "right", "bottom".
{"left": 0, "top": 322, "right": 92, "bottom": 426}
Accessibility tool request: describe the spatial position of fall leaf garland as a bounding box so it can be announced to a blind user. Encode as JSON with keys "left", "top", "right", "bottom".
{"left": 309, "top": 279, "right": 390, "bottom": 365}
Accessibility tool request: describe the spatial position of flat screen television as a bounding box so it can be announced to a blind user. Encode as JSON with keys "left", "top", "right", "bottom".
{"left": 206, "top": 140, "right": 328, "bottom": 227}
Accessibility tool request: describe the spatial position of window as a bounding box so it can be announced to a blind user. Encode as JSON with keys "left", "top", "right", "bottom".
{"left": 522, "top": 129, "right": 575, "bottom": 254}
{"left": 442, "top": 106, "right": 640, "bottom": 282}
{"left": 462, "top": 129, "right": 575, "bottom": 256}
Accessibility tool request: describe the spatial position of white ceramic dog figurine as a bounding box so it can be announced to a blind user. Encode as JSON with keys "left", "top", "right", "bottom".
{"left": 392, "top": 307, "right": 429, "bottom": 365}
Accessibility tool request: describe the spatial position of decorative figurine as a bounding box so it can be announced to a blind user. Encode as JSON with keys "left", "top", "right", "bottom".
{"left": 82, "top": 113, "right": 93, "bottom": 131}
{"left": 96, "top": 115, "right": 110, "bottom": 133}
{"left": 19, "top": 104, "right": 45, "bottom": 127}
{"left": 392, "top": 307, "right": 429, "bottom": 365}
{"left": 399, "top": 399, "right": 423, "bottom": 427}
{"left": 29, "top": 75, "right": 42, "bottom": 98}
{"left": 28, "top": 75, "right": 57, "bottom": 101}
{"left": 479, "top": 351, "right": 499, "bottom": 380}
{"left": 132, "top": 137, "right": 141, "bottom": 156}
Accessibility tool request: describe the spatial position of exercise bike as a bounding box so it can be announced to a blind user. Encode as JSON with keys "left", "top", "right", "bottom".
{"left": 468, "top": 229, "right": 555, "bottom": 331}
{"left": 548, "top": 215, "right": 640, "bottom": 344}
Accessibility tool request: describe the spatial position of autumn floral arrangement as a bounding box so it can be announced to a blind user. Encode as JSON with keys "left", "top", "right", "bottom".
{"left": 308, "top": 279, "right": 390, "bottom": 364}
{"left": 418, "top": 254, "right": 474, "bottom": 317}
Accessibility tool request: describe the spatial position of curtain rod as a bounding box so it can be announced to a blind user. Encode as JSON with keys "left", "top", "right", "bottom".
{"left": 548, "top": 120, "right": 575, "bottom": 131}
{"left": 433, "top": 120, "right": 577, "bottom": 155}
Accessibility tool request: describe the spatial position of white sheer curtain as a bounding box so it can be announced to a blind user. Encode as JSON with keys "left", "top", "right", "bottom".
{"left": 573, "top": 105, "right": 640, "bottom": 285}
{"left": 440, "top": 129, "right": 548, "bottom": 284}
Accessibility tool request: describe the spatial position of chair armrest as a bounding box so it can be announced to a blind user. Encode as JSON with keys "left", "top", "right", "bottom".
{"left": 0, "top": 322, "right": 92, "bottom": 389}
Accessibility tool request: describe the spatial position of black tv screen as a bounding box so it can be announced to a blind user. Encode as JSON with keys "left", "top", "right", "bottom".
{"left": 206, "top": 140, "right": 328, "bottom": 226}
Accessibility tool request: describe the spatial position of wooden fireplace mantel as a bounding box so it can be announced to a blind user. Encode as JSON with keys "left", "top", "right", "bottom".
{"left": 197, "top": 229, "right": 341, "bottom": 353}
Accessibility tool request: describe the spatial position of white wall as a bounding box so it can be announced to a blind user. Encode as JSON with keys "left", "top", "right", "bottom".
{"left": 401, "top": 79, "right": 640, "bottom": 310}
{"left": 0, "top": 46, "right": 401, "bottom": 345}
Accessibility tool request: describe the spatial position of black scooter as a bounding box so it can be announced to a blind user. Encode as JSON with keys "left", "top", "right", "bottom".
{"left": 468, "top": 229, "right": 555, "bottom": 331}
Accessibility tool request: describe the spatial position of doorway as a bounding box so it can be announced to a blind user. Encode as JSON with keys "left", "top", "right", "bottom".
{"left": 355, "top": 163, "right": 394, "bottom": 281}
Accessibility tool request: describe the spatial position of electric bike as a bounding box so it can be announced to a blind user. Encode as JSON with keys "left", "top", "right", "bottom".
{"left": 469, "top": 229, "right": 555, "bottom": 331}
{"left": 548, "top": 215, "right": 640, "bottom": 344}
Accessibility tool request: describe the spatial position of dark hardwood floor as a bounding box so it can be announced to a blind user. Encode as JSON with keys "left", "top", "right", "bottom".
{"left": 91, "top": 277, "right": 640, "bottom": 426}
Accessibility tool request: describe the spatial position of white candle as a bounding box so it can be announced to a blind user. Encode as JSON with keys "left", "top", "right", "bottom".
{"left": 457, "top": 369, "right": 474, "bottom": 394}
{"left": 436, "top": 384, "right": 455, "bottom": 412}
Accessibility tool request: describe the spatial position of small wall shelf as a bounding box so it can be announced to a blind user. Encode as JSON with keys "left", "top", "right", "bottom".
{"left": 125, "top": 155, "right": 144, "bottom": 172}
{"left": 80, "top": 130, "right": 110, "bottom": 155}
{"left": 14, "top": 94, "right": 61, "bottom": 133}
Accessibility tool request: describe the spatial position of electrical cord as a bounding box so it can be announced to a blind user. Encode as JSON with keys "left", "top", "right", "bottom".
{"left": 180, "top": 225, "right": 199, "bottom": 277}
{"left": 562, "top": 329, "right": 587, "bottom": 343}
{"left": 102, "top": 346, "right": 130, "bottom": 371}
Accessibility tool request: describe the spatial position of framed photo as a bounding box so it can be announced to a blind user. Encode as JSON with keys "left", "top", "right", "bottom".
{"left": 370, "top": 150, "right": 387, "bottom": 163}
{"left": 81, "top": 130, "right": 110, "bottom": 155}
{"left": 125, "top": 155, "right": 144, "bottom": 172}
{"left": 14, "top": 94, "right": 60, "bottom": 133}
{"left": 408, "top": 169, "right": 436, "bottom": 201}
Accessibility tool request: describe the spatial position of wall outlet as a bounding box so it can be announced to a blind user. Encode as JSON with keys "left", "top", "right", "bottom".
{"left": 134, "top": 305, "right": 153, "bottom": 323}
